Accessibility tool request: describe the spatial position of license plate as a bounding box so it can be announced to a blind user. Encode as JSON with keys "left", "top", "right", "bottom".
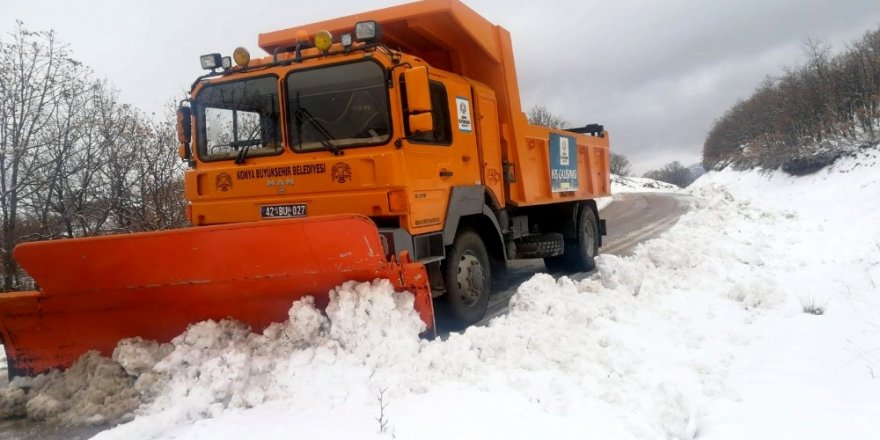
{"left": 260, "top": 203, "right": 307, "bottom": 219}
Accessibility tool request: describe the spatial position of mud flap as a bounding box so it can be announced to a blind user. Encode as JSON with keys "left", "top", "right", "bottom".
{"left": 0, "top": 214, "right": 433, "bottom": 377}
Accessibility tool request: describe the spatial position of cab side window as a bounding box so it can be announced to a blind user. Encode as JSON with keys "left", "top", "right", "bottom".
{"left": 401, "top": 77, "right": 452, "bottom": 144}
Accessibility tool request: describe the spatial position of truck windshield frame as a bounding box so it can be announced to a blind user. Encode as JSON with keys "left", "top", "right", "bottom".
{"left": 194, "top": 75, "right": 283, "bottom": 163}
{"left": 285, "top": 60, "right": 392, "bottom": 153}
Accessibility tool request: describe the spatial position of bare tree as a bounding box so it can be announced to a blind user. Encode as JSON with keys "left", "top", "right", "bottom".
{"left": 610, "top": 153, "right": 632, "bottom": 176}
{"left": 703, "top": 27, "right": 880, "bottom": 173}
{"left": 124, "top": 103, "right": 187, "bottom": 232}
{"left": 526, "top": 105, "right": 568, "bottom": 129}
{"left": 643, "top": 161, "right": 695, "bottom": 188}
{"left": 0, "top": 24, "right": 188, "bottom": 290}
{"left": 0, "top": 23, "right": 73, "bottom": 289}
{"left": 28, "top": 68, "right": 98, "bottom": 239}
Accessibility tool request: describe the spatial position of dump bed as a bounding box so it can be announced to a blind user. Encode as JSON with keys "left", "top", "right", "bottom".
{"left": 259, "top": 0, "right": 610, "bottom": 206}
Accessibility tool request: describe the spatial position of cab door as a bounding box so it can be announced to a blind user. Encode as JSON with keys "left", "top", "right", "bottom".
{"left": 399, "top": 71, "right": 481, "bottom": 235}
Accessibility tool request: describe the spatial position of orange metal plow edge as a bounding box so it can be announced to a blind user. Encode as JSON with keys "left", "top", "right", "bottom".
{"left": 0, "top": 214, "right": 434, "bottom": 378}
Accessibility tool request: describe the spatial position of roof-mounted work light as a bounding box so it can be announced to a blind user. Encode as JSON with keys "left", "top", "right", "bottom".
{"left": 221, "top": 56, "right": 232, "bottom": 69}
{"left": 200, "top": 53, "right": 222, "bottom": 70}
{"left": 354, "top": 20, "right": 381, "bottom": 43}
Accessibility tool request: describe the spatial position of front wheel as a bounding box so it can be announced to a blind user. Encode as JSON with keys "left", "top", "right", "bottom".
{"left": 544, "top": 205, "right": 598, "bottom": 273}
{"left": 441, "top": 230, "right": 491, "bottom": 328}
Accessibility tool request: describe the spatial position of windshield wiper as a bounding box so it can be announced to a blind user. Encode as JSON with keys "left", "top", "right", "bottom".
{"left": 294, "top": 92, "right": 343, "bottom": 156}
{"left": 231, "top": 139, "right": 263, "bottom": 165}
{"left": 234, "top": 144, "right": 250, "bottom": 165}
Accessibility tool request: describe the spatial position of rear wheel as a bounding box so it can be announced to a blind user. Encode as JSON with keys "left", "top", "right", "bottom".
{"left": 442, "top": 230, "right": 491, "bottom": 328}
{"left": 544, "top": 205, "right": 598, "bottom": 273}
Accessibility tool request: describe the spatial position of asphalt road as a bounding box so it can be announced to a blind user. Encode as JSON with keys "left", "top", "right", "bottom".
{"left": 480, "top": 192, "right": 692, "bottom": 323}
{"left": 0, "top": 192, "right": 691, "bottom": 439}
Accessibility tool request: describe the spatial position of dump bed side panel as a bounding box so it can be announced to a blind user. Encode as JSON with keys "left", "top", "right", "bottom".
{"left": 505, "top": 124, "right": 611, "bottom": 207}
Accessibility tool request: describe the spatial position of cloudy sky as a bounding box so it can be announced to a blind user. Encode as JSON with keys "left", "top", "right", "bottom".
{"left": 2, "top": 0, "right": 878, "bottom": 173}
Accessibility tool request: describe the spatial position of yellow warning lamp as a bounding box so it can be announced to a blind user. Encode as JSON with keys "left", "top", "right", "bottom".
{"left": 315, "top": 30, "right": 333, "bottom": 52}
{"left": 232, "top": 47, "right": 250, "bottom": 67}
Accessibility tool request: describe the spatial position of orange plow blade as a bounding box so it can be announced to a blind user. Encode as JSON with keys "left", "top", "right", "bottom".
{"left": 0, "top": 215, "right": 433, "bottom": 378}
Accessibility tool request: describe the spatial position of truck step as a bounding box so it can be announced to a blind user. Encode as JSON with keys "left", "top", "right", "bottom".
{"left": 513, "top": 233, "right": 565, "bottom": 259}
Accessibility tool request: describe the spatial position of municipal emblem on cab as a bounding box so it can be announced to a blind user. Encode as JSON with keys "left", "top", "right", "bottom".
{"left": 331, "top": 162, "right": 352, "bottom": 183}
{"left": 215, "top": 172, "right": 233, "bottom": 192}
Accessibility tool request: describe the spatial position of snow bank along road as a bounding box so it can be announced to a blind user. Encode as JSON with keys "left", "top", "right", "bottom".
{"left": 483, "top": 191, "right": 692, "bottom": 322}
{"left": 3, "top": 150, "right": 880, "bottom": 439}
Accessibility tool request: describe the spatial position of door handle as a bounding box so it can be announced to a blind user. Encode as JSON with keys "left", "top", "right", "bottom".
{"left": 439, "top": 169, "right": 454, "bottom": 178}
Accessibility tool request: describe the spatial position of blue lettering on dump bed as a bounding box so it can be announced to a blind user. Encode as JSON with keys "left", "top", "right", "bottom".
{"left": 549, "top": 133, "right": 578, "bottom": 192}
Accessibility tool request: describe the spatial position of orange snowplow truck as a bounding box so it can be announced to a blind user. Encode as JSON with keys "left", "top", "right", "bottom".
{"left": 0, "top": 0, "right": 609, "bottom": 377}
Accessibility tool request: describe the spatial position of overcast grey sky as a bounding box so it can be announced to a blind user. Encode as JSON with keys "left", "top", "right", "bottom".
{"left": 2, "top": 0, "right": 879, "bottom": 172}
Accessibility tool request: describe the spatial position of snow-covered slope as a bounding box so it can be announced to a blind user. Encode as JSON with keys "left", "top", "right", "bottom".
{"left": 612, "top": 174, "right": 680, "bottom": 193}
{"left": 596, "top": 174, "right": 680, "bottom": 210}
{"left": 2, "top": 150, "right": 879, "bottom": 439}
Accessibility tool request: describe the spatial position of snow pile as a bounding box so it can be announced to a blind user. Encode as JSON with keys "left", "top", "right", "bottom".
{"left": 0, "top": 352, "right": 140, "bottom": 426}
{"left": 0, "top": 280, "right": 424, "bottom": 429}
{"left": 690, "top": 147, "right": 880, "bottom": 318}
{"left": 612, "top": 174, "right": 680, "bottom": 192}
{"left": 133, "top": 280, "right": 424, "bottom": 423}
{"left": 596, "top": 174, "right": 679, "bottom": 210}
{"left": 0, "top": 345, "right": 6, "bottom": 383}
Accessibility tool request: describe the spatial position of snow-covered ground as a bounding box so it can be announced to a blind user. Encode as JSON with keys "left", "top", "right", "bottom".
{"left": 0, "top": 348, "right": 5, "bottom": 386}
{"left": 2, "top": 150, "right": 880, "bottom": 439}
{"left": 596, "top": 174, "right": 680, "bottom": 210}
{"left": 612, "top": 174, "right": 680, "bottom": 193}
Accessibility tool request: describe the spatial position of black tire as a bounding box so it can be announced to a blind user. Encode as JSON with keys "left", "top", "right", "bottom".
{"left": 441, "top": 230, "right": 491, "bottom": 328}
{"left": 544, "top": 205, "right": 598, "bottom": 273}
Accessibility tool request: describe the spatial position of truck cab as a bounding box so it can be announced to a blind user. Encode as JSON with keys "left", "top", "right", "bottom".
{"left": 185, "top": 26, "right": 486, "bottom": 249}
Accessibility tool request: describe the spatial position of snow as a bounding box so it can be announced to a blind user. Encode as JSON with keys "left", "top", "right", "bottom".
{"left": 597, "top": 174, "right": 680, "bottom": 210}
{"left": 1, "top": 149, "right": 879, "bottom": 438}
{"left": 612, "top": 174, "right": 680, "bottom": 193}
{"left": 0, "top": 345, "right": 6, "bottom": 384}
{"left": 3, "top": 352, "right": 141, "bottom": 426}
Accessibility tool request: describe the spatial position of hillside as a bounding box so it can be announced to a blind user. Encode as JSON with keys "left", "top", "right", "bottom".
{"left": 703, "top": 27, "right": 880, "bottom": 174}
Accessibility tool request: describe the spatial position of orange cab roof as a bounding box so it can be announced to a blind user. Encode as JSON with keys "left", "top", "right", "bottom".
{"left": 258, "top": 0, "right": 504, "bottom": 72}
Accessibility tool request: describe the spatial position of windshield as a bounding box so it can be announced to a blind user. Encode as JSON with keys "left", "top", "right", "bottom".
{"left": 196, "top": 76, "right": 282, "bottom": 161}
{"left": 286, "top": 61, "right": 391, "bottom": 152}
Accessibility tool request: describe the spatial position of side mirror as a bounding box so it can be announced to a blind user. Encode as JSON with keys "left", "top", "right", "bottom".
{"left": 176, "top": 106, "right": 192, "bottom": 160}
{"left": 404, "top": 66, "right": 433, "bottom": 134}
